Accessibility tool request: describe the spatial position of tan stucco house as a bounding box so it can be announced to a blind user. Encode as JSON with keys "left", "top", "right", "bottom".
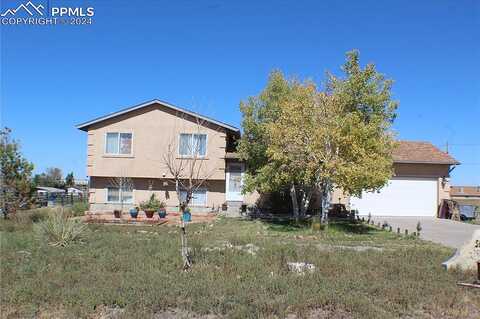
{"left": 77, "top": 99, "right": 459, "bottom": 217}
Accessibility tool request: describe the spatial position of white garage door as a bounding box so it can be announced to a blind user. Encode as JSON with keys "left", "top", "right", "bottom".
{"left": 350, "top": 178, "right": 438, "bottom": 217}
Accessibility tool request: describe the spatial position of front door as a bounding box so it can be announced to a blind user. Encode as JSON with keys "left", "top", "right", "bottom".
{"left": 226, "top": 163, "right": 244, "bottom": 201}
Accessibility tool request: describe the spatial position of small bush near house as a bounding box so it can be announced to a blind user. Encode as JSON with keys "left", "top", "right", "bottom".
{"left": 34, "top": 208, "right": 86, "bottom": 247}
{"left": 71, "top": 201, "right": 89, "bottom": 216}
{"left": 139, "top": 193, "right": 165, "bottom": 211}
{"left": 11, "top": 207, "right": 51, "bottom": 224}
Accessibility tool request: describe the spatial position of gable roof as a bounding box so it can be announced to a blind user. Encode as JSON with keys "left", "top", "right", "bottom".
{"left": 450, "top": 186, "right": 480, "bottom": 197}
{"left": 393, "top": 141, "right": 459, "bottom": 165}
{"left": 75, "top": 99, "right": 240, "bottom": 133}
{"left": 36, "top": 186, "right": 65, "bottom": 193}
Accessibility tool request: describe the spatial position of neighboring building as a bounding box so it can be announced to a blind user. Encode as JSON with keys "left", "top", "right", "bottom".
{"left": 74, "top": 179, "right": 89, "bottom": 194}
{"left": 450, "top": 186, "right": 480, "bottom": 206}
{"left": 67, "top": 187, "right": 84, "bottom": 196}
{"left": 36, "top": 186, "right": 66, "bottom": 196}
{"left": 77, "top": 99, "right": 459, "bottom": 216}
{"left": 36, "top": 186, "right": 66, "bottom": 207}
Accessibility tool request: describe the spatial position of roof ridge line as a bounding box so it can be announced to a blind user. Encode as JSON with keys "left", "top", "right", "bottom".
{"left": 76, "top": 99, "right": 240, "bottom": 133}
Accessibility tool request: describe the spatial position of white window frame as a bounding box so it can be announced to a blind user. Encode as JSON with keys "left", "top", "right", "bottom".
{"left": 178, "top": 133, "right": 208, "bottom": 158}
{"left": 105, "top": 187, "right": 135, "bottom": 204}
{"left": 179, "top": 188, "right": 208, "bottom": 207}
{"left": 104, "top": 132, "right": 134, "bottom": 156}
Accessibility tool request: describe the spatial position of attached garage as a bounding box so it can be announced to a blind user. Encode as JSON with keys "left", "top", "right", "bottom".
{"left": 351, "top": 177, "right": 438, "bottom": 216}
{"left": 344, "top": 141, "right": 459, "bottom": 217}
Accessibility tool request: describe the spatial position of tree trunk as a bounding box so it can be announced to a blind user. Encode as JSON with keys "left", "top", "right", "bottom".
{"left": 300, "top": 189, "right": 312, "bottom": 218}
{"left": 290, "top": 184, "right": 300, "bottom": 222}
{"left": 177, "top": 183, "right": 192, "bottom": 270}
{"left": 320, "top": 181, "right": 331, "bottom": 226}
{"left": 180, "top": 218, "right": 191, "bottom": 270}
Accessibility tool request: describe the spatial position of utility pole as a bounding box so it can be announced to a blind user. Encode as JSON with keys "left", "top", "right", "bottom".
{"left": 445, "top": 141, "right": 449, "bottom": 154}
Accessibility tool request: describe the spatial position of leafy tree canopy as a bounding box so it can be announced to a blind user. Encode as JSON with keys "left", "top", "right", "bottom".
{"left": 238, "top": 50, "right": 398, "bottom": 219}
{"left": 0, "top": 127, "right": 35, "bottom": 217}
{"left": 65, "top": 172, "right": 75, "bottom": 187}
{"left": 34, "top": 167, "right": 64, "bottom": 188}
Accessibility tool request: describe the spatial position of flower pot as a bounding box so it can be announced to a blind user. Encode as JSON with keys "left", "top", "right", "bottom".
{"left": 129, "top": 208, "right": 138, "bottom": 218}
{"left": 145, "top": 209, "right": 155, "bottom": 218}
{"left": 182, "top": 210, "right": 192, "bottom": 222}
{"left": 158, "top": 208, "right": 167, "bottom": 218}
{"left": 113, "top": 210, "right": 121, "bottom": 218}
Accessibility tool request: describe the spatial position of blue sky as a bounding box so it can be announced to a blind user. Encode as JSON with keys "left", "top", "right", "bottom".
{"left": 1, "top": 0, "right": 479, "bottom": 185}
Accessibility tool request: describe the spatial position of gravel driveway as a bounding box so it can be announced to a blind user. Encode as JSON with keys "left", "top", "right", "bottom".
{"left": 370, "top": 216, "right": 480, "bottom": 249}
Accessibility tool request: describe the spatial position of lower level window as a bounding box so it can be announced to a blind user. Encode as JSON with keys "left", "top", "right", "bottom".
{"left": 107, "top": 187, "right": 133, "bottom": 204}
{"left": 179, "top": 189, "right": 207, "bottom": 206}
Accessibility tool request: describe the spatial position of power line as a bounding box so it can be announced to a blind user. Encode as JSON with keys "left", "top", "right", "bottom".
{"left": 448, "top": 144, "right": 480, "bottom": 146}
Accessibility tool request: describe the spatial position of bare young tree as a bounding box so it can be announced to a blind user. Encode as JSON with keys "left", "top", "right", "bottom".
{"left": 162, "top": 112, "right": 223, "bottom": 270}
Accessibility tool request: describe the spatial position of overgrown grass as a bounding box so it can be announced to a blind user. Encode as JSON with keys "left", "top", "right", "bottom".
{"left": 1, "top": 217, "right": 479, "bottom": 318}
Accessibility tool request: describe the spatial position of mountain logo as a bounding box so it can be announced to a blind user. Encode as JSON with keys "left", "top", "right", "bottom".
{"left": 1, "top": 1, "right": 44, "bottom": 17}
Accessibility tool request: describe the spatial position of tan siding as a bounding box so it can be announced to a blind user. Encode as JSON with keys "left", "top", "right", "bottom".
{"left": 86, "top": 104, "right": 227, "bottom": 180}
{"left": 89, "top": 177, "right": 225, "bottom": 212}
{"left": 243, "top": 191, "right": 260, "bottom": 205}
{"left": 393, "top": 163, "right": 450, "bottom": 177}
{"left": 331, "top": 187, "right": 349, "bottom": 206}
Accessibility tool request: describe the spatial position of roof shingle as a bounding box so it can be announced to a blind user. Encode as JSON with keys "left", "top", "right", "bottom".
{"left": 393, "top": 141, "right": 459, "bottom": 165}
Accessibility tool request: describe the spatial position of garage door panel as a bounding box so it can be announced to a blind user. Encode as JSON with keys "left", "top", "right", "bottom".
{"left": 350, "top": 178, "right": 437, "bottom": 217}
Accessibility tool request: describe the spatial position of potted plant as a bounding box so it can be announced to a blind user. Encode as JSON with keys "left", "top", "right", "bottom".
{"left": 113, "top": 209, "right": 121, "bottom": 218}
{"left": 158, "top": 201, "right": 167, "bottom": 218}
{"left": 140, "top": 194, "right": 162, "bottom": 218}
{"left": 130, "top": 207, "right": 139, "bottom": 218}
{"left": 182, "top": 207, "right": 192, "bottom": 222}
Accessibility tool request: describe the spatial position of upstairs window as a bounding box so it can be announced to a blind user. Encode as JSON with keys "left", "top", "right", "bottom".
{"left": 106, "top": 132, "right": 132, "bottom": 155}
{"left": 179, "top": 133, "right": 207, "bottom": 157}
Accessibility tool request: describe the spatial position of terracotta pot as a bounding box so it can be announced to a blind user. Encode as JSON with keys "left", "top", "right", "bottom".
{"left": 145, "top": 210, "right": 155, "bottom": 218}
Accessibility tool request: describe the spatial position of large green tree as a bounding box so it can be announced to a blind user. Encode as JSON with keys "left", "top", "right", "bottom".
{"left": 0, "top": 128, "right": 35, "bottom": 218}
{"left": 238, "top": 51, "right": 397, "bottom": 222}
{"left": 33, "top": 167, "right": 64, "bottom": 188}
{"left": 65, "top": 172, "right": 75, "bottom": 187}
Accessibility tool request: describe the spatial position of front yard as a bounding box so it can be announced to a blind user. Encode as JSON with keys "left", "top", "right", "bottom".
{"left": 1, "top": 214, "right": 479, "bottom": 318}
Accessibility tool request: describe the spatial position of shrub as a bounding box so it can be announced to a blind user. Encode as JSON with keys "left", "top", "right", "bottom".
{"left": 34, "top": 208, "right": 86, "bottom": 247}
{"left": 139, "top": 194, "right": 165, "bottom": 211}
{"left": 12, "top": 207, "right": 50, "bottom": 224}
{"left": 71, "top": 201, "right": 89, "bottom": 216}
